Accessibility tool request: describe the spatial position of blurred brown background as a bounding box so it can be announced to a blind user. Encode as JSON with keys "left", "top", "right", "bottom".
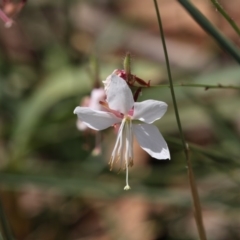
{"left": 0, "top": 0, "right": 240, "bottom": 239}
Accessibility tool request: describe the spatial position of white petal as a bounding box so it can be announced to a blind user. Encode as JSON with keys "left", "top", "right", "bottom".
{"left": 105, "top": 74, "right": 134, "bottom": 114}
{"left": 89, "top": 88, "right": 105, "bottom": 110}
{"left": 133, "top": 124, "right": 170, "bottom": 159}
{"left": 102, "top": 70, "right": 118, "bottom": 92}
{"left": 133, "top": 100, "right": 168, "bottom": 124}
{"left": 102, "top": 75, "right": 111, "bottom": 92}
{"left": 74, "top": 107, "right": 120, "bottom": 130}
{"left": 76, "top": 119, "right": 88, "bottom": 131}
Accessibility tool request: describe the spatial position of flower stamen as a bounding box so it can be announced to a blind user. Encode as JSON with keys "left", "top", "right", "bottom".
{"left": 109, "top": 116, "right": 134, "bottom": 190}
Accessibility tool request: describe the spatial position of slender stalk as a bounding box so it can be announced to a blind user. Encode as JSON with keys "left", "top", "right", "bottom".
{"left": 153, "top": 0, "right": 185, "bottom": 148}
{"left": 153, "top": 1, "right": 207, "bottom": 240}
{"left": 186, "top": 145, "right": 207, "bottom": 240}
{"left": 178, "top": 0, "right": 240, "bottom": 64}
{"left": 211, "top": 0, "right": 240, "bottom": 37}
{"left": 0, "top": 198, "right": 15, "bottom": 240}
{"left": 0, "top": 233, "right": 4, "bottom": 240}
{"left": 90, "top": 55, "right": 101, "bottom": 88}
{"left": 142, "top": 83, "right": 240, "bottom": 90}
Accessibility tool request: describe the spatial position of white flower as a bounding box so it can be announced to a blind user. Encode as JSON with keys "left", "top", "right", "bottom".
{"left": 102, "top": 69, "right": 119, "bottom": 93}
{"left": 76, "top": 88, "right": 105, "bottom": 131}
{"left": 74, "top": 74, "right": 170, "bottom": 190}
{"left": 88, "top": 88, "right": 106, "bottom": 110}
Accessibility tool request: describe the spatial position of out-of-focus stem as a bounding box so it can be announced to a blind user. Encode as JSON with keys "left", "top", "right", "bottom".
{"left": 178, "top": 0, "right": 240, "bottom": 64}
{"left": 0, "top": 199, "right": 15, "bottom": 240}
{"left": 90, "top": 55, "right": 101, "bottom": 88}
{"left": 211, "top": 0, "right": 240, "bottom": 37}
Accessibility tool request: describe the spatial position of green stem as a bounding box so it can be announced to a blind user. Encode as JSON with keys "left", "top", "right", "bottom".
{"left": 186, "top": 146, "right": 207, "bottom": 240}
{"left": 0, "top": 233, "right": 4, "bottom": 240}
{"left": 178, "top": 0, "right": 240, "bottom": 64}
{"left": 153, "top": 1, "right": 207, "bottom": 240}
{"left": 153, "top": 0, "right": 186, "bottom": 149}
{"left": 0, "top": 199, "right": 15, "bottom": 240}
{"left": 211, "top": 0, "right": 240, "bottom": 37}
{"left": 142, "top": 83, "right": 240, "bottom": 90}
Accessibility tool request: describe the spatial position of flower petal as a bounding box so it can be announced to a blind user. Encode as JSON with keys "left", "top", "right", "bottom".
{"left": 89, "top": 88, "right": 105, "bottom": 110}
{"left": 133, "top": 123, "right": 170, "bottom": 159}
{"left": 102, "top": 70, "right": 118, "bottom": 92}
{"left": 74, "top": 107, "right": 120, "bottom": 130}
{"left": 133, "top": 100, "right": 168, "bottom": 123}
{"left": 76, "top": 119, "right": 88, "bottom": 131}
{"left": 105, "top": 74, "right": 134, "bottom": 114}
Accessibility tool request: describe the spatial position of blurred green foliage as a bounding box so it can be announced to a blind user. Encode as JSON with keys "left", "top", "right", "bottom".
{"left": 0, "top": 0, "right": 240, "bottom": 240}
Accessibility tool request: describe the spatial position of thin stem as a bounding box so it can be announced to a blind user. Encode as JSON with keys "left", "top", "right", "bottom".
{"left": 178, "top": 0, "right": 240, "bottom": 64}
{"left": 186, "top": 145, "right": 207, "bottom": 240}
{"left": 140, "top": 83, "right": 240, "bottom": 90}
{"left": 153, "top": 0, "right": 185, "bottom": 149}
{"left": 153, "top": 1, "right": 207, "bottom": 240}
{"left": 0, "top": 198, "right": 15, "bottom": 240}
{"left": 90, "top": 55, "right": 101, "bottom": 88}
{"left": 211, "top": 0, "right": 240, "bottom": 37}
{"left": 0, "top": 232, "right": 4, "bottom": 240}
